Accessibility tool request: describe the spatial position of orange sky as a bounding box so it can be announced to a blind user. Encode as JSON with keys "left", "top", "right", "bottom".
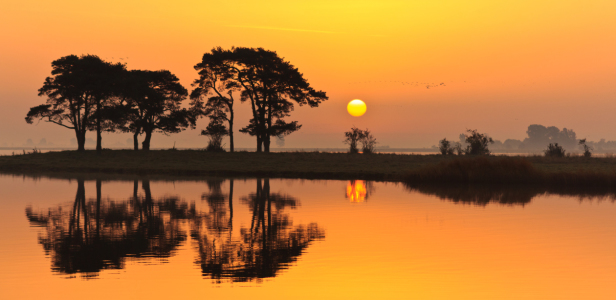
{"left": 2, "top": 0, "right": 616, "bottom": 149}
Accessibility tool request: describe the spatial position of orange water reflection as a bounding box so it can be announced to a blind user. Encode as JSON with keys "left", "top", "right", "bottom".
{"left": 346, "top": 180, "right": 368, "bottom": 202}
{"left": 4, "top": 176, "right": 616, "bottom": 300}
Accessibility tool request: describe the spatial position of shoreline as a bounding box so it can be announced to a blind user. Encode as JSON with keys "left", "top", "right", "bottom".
{"left": 1, "top": 150, "right": 616, "bottom": 185}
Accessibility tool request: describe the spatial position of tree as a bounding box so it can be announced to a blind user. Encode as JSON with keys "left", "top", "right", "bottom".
{"left": 201, "top": 111, "right": 228, "bottom": 152}
{"left": 344, "top": 126, "right": 364, "bottom": 154}
{"left": 439, "top": 138, "right": 455, "bottom": 155}
{"left": 524, "top": 124, "right": 577, "bottom": 150}
{"left": 26, "top": 55, "right": 125, "bottom": 152}
{"left": 464, "top": 129, "right": 493, "bottom": 155}
{"left": 191, "top": 48, "right": 240, "bottom": 152}
{"left": 544, "top": 143, "right": 566, "bottom": 157}
{"left": 360, "top": 129, "right": 377, "bottom": 154}
{"left": 116, "top": 70, "right": 195, "bottom": 150}
{"left": 194, "top": 47, "right": 328, "bottom": 152}
{"left": 579, "top": 138, "right": 592, "bottom": 158}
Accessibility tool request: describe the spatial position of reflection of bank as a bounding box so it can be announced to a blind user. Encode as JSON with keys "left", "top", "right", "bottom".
{"left": 346, "top": 180, "right": 373, "bottom": 202}
{"left": 193, "top": 178, "right": 325, "bottom": 283}
{"left": 25, "top": 179, "right": 193, "bottom": 278}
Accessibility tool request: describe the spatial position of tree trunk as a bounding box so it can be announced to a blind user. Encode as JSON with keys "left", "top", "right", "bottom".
{"left": 256, "top": 134, "right": 262, "bottom": 152}
{"left": 256, "top": 105, "right": 267, "bottom": 152}
{"left": 228, "top": 179, "right": 234, "bottom": 220}
{"left": 265, "top": 179, "right": 271, "bottom": 230}
{"left": 142, "top": 129, "right": 152, "bottom": 150}
{"left": 133, "top": 130, "right": 140, "bottom": 150}
{"left": 77, "top": 131, "right": 86, "bottom": 151}
{"left": 228, "top": 111, "right": 234, "bottom": 152}
{"left": 96, "top": 101, "right": 102, "bottom": 155}
{"left": 265, "top": 103, "right": 272, "bottom": 153}
{"left": 142, "top": 180, "right": 152, "bottom": 218}
{"left": 133, "top": 180, "right": 138, "bottom": 199}
{"left": 96, "top": 179, "right": 101, "bottom": 240}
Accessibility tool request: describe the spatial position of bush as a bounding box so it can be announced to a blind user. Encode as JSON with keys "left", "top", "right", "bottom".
{"left": 361, "top": 129, "right": 377, "bottom": 154}
{"left": 344, "top": 127, "right": 363, "bottom": 154}
{"left": 201, "top": 119, "right": 227, "bottom": 152}
{"left": 464, "top": 129, "right": 493, "bottom": 155}
{"left": 438, "top": 138, "right": 455, "bottom": 155}
{"left": 579, "top": 138, "right": 592, "bottom": 158}
{"left": 344, "top": 127, "right": 377, "bottom": 154}
{"left": 544, "top": 143, "right": 565, "bottom": 157}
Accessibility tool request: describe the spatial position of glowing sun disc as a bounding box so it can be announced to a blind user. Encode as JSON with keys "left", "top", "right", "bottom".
{"left": 347, "top": 99, "right": 367, "bottom": 117}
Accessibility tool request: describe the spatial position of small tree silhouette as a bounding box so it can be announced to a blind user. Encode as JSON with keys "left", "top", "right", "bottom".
{"left": 464, "top": 129, "right": 493, "bottom": 155}
{"left": 579, "top": 138, "right": 592, "bottom": 158}
{"left": 361, "top": 129, "right": 377, "bottom": 154}
{"left": 201, "top": 112, "right": 228, "bottom": 152}
{"left": 438, "top": 138, "right": 455, "bottom": 155}
{"left": 344, "top": 127, "right": 364, "bottom": 154}
{"left": 544, "top": 143, "right": 566, "bottom": 157}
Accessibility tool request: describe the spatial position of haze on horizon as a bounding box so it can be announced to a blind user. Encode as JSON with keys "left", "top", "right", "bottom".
{"left": 2, "top": 0, "right": 616, "bottom": 150}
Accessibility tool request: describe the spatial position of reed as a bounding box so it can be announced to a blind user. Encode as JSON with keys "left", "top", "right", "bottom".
{"left": 405, "top": 156, "right": 616, "bottom": 187}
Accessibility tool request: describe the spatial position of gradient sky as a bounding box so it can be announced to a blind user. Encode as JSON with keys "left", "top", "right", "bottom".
{"left": 2, "top": 0, "right": 616, "bottom": 149}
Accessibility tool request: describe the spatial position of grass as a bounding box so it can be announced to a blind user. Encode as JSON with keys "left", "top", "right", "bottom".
{"left": 405, "top": 155, "right": 616, "bottom": 187}
{"left": 1, "top": 150, "right": 616, "bottom": 185}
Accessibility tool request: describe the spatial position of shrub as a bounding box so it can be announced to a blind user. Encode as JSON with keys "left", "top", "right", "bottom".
{"left": 361, "top": 129, "right": 377, "bottom": 154}
{"left": 464, "top": 129, "right": 493, "bottom": 155}
{"left": 201, "top": 119, "right": 227, "bottom": 152}
{"left": 544, "top": 143, "right": 565, "bottom": 157}
{"left": 344, "top": 126, "right": 363, "bottom": 154}
{"left": 438, "top": 138, "right": 455, "bottom": 155}
{"left": 345, "top": 127, "right": 377, "bottom": 154}
{"left": 579, "top": 138, "right": 592, "bottom": 158}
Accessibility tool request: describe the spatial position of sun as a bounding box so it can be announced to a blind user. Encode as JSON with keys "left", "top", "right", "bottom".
{"left": 347, "top": 99, "right": 367, "bottom": 117}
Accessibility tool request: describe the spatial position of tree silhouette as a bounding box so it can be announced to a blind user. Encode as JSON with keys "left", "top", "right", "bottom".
{"left": 344, "top": 126, "right": 364, "bottom": 154}
{"left": 439, "top": 138, "right": 455, "bottom": 155}
{"left": 194, "top": 47, "right": 328, "bottom": 152}
{"left": 463, "top": 129, "right": 493, "bottom": 155}
{"left": 192, "top": 48, "right": 240, "bottom": 152}
{"left": 524, "top": 124, "right": 578, "bottom": 150}
{"left": 192, "top": 178, "right": 325, "bottom": 282}
{"left": 116, "top": 70, "right": 195, "bottom": 150}
{"left": 200, "top": 110, "right": 228, "bottom": 152}
{"left": 25, "top": 179, "right": 194, "bottom": 277}
{"left": 579, "top": 138, "right": 592, "bottom": 158}
{"left": 26, "top": 55, "right": 125, "bottom": 152}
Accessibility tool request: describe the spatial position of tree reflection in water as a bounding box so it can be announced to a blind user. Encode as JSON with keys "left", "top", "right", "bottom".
{"left": 25, "top": 178, "right": 325, "bottom": 282}
{"left": 25, "top": 179, "right": 194, "bottom": 278}
{"left": 405, "top": 183, "right": 616, "bottom": 206}
{"left": 192, "top": 178, "right": 325, "bottom": 283}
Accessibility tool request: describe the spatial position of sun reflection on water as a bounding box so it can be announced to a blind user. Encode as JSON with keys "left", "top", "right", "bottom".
{"left": 346, "top": 180, "right": 367, "bottom": 202}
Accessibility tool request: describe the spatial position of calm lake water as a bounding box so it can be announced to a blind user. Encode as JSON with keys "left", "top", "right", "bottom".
{"left": 1, "top": 174, "right": 616, "bottom": 299}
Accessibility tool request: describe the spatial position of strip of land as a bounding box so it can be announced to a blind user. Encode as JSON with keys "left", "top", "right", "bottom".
{"left": 1, "top": 150, "right": 616, "bottom": 186}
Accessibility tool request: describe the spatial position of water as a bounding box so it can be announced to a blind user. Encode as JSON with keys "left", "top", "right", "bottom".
{"left": 1, "top": 175, "right": 616, "bottom": 299}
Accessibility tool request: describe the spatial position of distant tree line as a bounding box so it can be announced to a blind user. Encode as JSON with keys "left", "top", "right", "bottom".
{"left": 439, "top": 124, "right": 616, "bottom": 154}
{"left": 26, "top": 47, "right": 328, "bottom": 153}
{"left": 439, "top": 129, "right": 494, "bottom": 156}
{"left": 438, "top": 124, "right": 611, "bottom": 157}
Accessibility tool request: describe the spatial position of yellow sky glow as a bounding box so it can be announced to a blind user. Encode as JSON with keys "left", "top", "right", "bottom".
{"left": 2, "top": 0, "right": 616, "bottom": 148}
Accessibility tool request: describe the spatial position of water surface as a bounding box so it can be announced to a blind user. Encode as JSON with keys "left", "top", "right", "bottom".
{"left": 1, "top": 175, "right": 615, "bottom": 299}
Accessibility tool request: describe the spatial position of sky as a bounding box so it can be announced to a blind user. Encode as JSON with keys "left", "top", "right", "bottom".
{"left": 2, "top": 0, "right": 616, "bottom": 149}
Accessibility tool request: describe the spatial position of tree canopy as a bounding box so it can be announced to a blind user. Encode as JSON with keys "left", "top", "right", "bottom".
{"left": 191, "top": 47, "right": 240, "bottom": 152}
{"left": 26, "top": 55, "right": 125, "bottom": 151}
{"left": 117, "top": 69, "right": 194, "bottom": 150}
{"left": 193, "top": 47, "right": 328, "bottom": 152}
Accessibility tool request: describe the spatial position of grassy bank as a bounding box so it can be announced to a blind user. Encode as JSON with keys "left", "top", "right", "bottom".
{"left": 1, "top": 150, "right": 616, "bottom": 184}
